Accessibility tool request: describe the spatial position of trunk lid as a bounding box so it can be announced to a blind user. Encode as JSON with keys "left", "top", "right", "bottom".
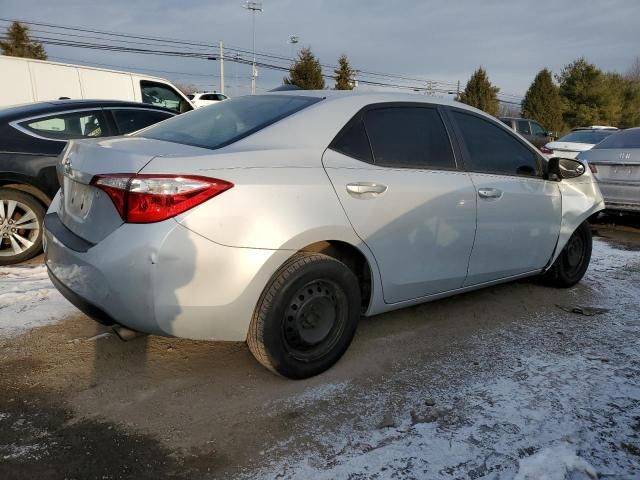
{"left": 57, "top": 137, "right": 209, "bottom": 243}
{"left": 546, "top": 142, "right": 594, "bottom": 158}
{"left": 580, "top": 148, "right": 640, "bottom": 184}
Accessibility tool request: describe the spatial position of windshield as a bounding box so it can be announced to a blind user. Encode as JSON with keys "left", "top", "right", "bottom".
{"left": 137, "top": 94, "right": 321, "bottom": 149}
{"left": 557, "top": 130, "right": 616, "bottom": 145}
{"left": 593, "top": 128, "right": 640, "bottom": 149}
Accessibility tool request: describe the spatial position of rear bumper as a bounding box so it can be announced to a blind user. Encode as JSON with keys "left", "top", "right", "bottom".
{"left": 44, "top": 212, "right": 292, "bottom": 341}
{"left": 47, "top": 267, "right": 117, "bottom": 326}
{"left": 598, "top": 182, "right": 640, "bottom": 212}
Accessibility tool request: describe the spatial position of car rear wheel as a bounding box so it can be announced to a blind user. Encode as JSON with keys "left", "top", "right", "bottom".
{"left": 541, "top": 221, "right": 592, "bottom": 288}
{"left": 247, "top": 252, "right": 361, "bottom": 379}
{"left": 0, "top": 188, "right": 45, "bottom": 266}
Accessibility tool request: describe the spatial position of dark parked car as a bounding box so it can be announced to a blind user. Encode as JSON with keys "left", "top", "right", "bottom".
{"left": 0, "top": 100, "right": 176, "bottom": 265}
{"left": 500, "top": 117, "right": 553, "bottom": 149}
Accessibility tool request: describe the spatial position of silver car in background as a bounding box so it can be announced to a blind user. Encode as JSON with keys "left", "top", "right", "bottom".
{"left": 578, "top": 127, "right": 640, "bottom": 213}
{"left": 43, "top": 92, "right": 604, "bottom": 379}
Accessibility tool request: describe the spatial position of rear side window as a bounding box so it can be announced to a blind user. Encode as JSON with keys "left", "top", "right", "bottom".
{"left": 111, "top": 109, "right": 174, "bottom": 134}
{"left": 138, "top": 94, "right": 321, "bottom": 149}
{"left": 516, "top": 120, "right": 531, "bottom": 135}
{"left": 19, "top": 110, "right": 106, "bottom": 140}
{"left": 452, "top": 111, "right": 539, "bottom": 176}
{"left": 363, "top": 107, "right": 455, "bottom": 169}
{"left": 329, "top": 118, "right": 373, "bottom": 163}
{"left": 593, "top": 128, "right": 640, "bottom": 149}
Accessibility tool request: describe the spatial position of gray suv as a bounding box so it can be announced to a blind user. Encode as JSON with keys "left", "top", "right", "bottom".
{"left": 500, "top": 117, "right": 553, "bottom": 149}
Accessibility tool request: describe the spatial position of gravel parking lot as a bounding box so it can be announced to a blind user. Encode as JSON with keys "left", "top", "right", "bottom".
{"left": 1, "top": 220, "right": 639, "bottom": 479}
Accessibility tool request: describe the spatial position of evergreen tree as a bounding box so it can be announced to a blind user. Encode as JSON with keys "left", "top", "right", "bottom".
{"left": 0, "top": 22, "right": 47, "bottom": 60}
{"left": 521, "top": 68, "right": 564, "bottom": 133}
{"left": 284, "top": 47, "right": 325, "bottom": 90}
{"left": 457, "top": 67, "right": 500, "bottom": 116}
{"left": 557, "top": 58, "right": 615, "bottom": 128}
{"left": 334, "top": 54, "right": 355, "bottom": 90}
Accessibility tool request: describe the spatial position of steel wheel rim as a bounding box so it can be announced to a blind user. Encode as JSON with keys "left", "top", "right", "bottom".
{"left": 564, "top": 229, "right": 586, "bottom": 275}
{"left": 0, "top": 199, "right": 40, "bottom": 257}
{"left": 282, "top": 279, "right": 348, "bottom": 361}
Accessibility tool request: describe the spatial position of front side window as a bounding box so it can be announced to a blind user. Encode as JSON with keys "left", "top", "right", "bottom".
{"left": 138, "top": 94, "right": 322, "bottom": 149}
{"left": 362, "top": 107, "right": 456, "bottom": 169}
{"left": 452, "top": 111, "right": 539, "bottom": 176}
{"left": 531, "top": 122, "right": 547, "bottom": 137}
{"left": 516, "top": 120, "right": 531, "bottom": 135}
{"left": 19, "top": 110, "right": 106, "bottom": 140}
{"left": 111, "top": 109, "right": 174, "bottom": 135}
{"left": 141, "top": 81, "right": 192, "bottom": 113}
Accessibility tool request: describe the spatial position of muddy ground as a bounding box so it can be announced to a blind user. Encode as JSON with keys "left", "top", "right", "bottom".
{"left": 1, "top": 216, "right": 639, "bottom": 479}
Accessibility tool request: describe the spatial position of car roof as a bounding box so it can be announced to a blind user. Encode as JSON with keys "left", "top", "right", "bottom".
{"left": 0, "top": 99, "right": 174, "bottom": 121}
{"left": 267, "top": 89, "right": 469, "bottom": 107}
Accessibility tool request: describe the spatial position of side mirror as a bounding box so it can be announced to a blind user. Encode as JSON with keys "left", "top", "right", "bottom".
{"left": 547, "top": 157, "right": 586, "bottom": 181}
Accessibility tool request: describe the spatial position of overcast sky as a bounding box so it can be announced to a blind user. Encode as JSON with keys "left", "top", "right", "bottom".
{"left": 1, "top": 0, "right": 639, "bottom": 99}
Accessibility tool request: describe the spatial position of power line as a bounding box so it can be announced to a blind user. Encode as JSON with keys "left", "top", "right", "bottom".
{"left": 1, "top": 18, "right": 523, "bottom": 102}
{"left": 0, "top": 17, "right": 471, "bottom": 93}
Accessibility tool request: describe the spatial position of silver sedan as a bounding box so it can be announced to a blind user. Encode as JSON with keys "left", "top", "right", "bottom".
{"left": 44, "top": 92, "right": 604, "bottom": 378}
{"left": 578, "top": 127, "right": 640, "bottom": 213}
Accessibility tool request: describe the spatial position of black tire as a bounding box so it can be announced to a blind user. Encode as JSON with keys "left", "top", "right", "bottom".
{"left": 0, "top": 188, "right": 45, "bottom": 266}
{"left": 541, "top": 221, "right": 592, "bottom": 288}
{"left": 247, "top": 252, "right": 361, "bottom": 379}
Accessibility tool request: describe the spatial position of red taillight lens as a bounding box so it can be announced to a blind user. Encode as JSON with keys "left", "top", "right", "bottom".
{"left": 91, "top": 174, "right": 233, "bottom": 223}
{"left": 540, "top": 145, "right": 553, "bottom": 155}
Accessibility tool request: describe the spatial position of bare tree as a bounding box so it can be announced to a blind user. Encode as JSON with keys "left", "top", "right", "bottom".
{"left": 174, "top": 82, "right": 198, "bottom": 95}
{"left": 498, "top": 102, "right": 521, "bottom": 118}
{"left": 625, "top": 56, "right": 640, "bottom": 81}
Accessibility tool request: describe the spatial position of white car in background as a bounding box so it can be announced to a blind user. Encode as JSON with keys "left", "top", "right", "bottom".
{"left": 542, "top": 126, "right": 618, "bottom": 158}
{"left": 187, "top": 92, "right": 229, "bottom": 108}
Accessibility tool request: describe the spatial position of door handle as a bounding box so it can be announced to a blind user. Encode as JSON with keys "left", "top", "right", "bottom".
{"left": 477, "top": 188, "right": 503, "bottom": 199}
{"left": 346, "top": 182, "right": 388, "bottom": 195}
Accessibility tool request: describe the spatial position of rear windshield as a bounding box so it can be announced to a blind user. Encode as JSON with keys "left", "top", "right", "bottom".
{"left": 558, "top": 130, "right": 616, "bottom": 144}
{"left": 137, "top": 94, "right": 321, "bottom": 149}
{"left": 593, "top": 128, "right": 640, "bottom": 149}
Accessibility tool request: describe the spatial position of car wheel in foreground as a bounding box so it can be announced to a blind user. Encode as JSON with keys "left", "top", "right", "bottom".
{"left": 247, "top": 252, "right": 361, "bottom": 379}
{"left": 542, "top": 221, "right": 592, "bottom": 288}
{"left": 0, "top": 188, "right": 45, "bottom": 266}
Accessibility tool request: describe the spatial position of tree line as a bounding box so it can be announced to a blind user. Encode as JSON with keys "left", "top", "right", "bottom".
{"left": 458, "top": 59, "right": 640, "bottom": 133}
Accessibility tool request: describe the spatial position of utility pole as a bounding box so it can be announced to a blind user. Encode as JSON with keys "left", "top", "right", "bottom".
{"left": 218, "top": 40, "right": 225, "bottom": 95}
{"left": 244, "top": 1, "right": 263, "bottom": 95}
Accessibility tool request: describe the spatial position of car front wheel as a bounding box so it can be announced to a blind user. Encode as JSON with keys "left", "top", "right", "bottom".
{"left": 0, "top": 188, "right": 45, "bottom": 266}
{"left": 541, "top": 221, "right": 592, "bottom": 288}
{"left": 247, "top": 252, "right": 361, "bottom": 379}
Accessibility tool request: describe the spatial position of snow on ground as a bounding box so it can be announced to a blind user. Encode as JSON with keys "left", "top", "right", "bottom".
{"left": 0, "top": 264, "right": 76, "bottom": 337}
{"left": 513, "top": 442, "right": 597, "bottom": 480}
{"left": 248, "top": 238, "right": 640, "bottom": 479}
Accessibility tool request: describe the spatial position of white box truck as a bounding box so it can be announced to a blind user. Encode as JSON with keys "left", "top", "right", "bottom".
{"left": 0, "top": 55, "right": 194, "bottom": 113}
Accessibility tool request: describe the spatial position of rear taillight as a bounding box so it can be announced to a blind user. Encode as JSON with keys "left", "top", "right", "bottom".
{"left": 589, "top": 163, "right": 598, "bottom": 174}
{"left": 91, "top": 174, "right": 233, "bottom": 223}
{"left": 540, "top": 145, "right": 553, "bottom": 155}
